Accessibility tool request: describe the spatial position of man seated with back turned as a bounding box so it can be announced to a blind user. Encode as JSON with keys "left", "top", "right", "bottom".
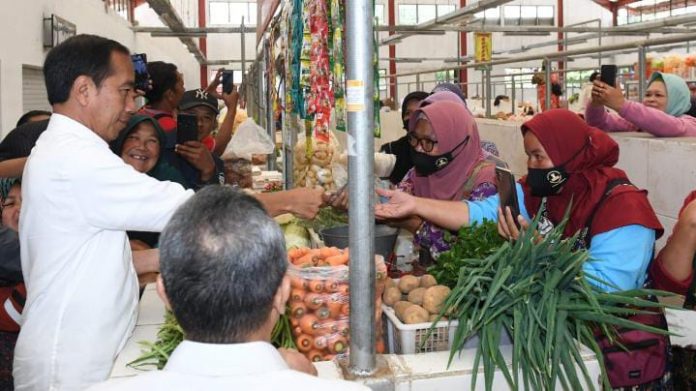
{"left": 89, "top": 186, "right": 369, "bottom": 390}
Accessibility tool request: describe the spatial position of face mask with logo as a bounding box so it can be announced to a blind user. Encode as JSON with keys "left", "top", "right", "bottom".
{"left": 526, "top": 166, "right": 569, "bottom": 197}
{"left": 410, "top": 136, "right": 470, "bottom": 176}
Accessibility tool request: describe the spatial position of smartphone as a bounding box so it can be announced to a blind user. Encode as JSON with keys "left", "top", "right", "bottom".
{"left": 495, "top": 167, "right": 521, "bottom": 228}
{"left": 221, "top": 70, "right": 235, "bottom": 94}
{"left": 130, "top": 53, "right": 149, "bottom": 92}
{"left": 600, "top": 64, "right": 617, "bottom": 87}
{"left": 176, "top": 113, "right": 199, "bottom": 145}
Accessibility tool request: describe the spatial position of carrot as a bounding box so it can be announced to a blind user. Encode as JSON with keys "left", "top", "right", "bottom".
{"left": 313, "top": 335, "right": 328, "bottom": 350}
{"left": 308, "top": 280, "right": 324, "bottom": 293}
{"left": 290, "top": 276, "right": 307, "bottom": 290}
{"left": 290, "top": 317, "right": 299, "bottom": 327}
{"left": 340, "top": 303, "right": 350, "bottom": 317}
{"left": 292, "top": 326, "right": 302, "bottom": 336}
{"left": 324, "top": 279, "right": 340, "bottom": 292}
{"left": 316, "top": 306, "right": 331, "bottom": 320}
{"left": 299, "top": 314, "right": 320, "bottom": 335}
{"left": 290, "top": 288, "right": 305, "bottom": 303}
{"left": 325, "top": 253, "right": 349, "bottom": 266}
{"left": 304, "top": 293, "right": 325, "bottom": 310}
{"left": 337, "top": 284, "right": 350, "bottom": 296}
{"left": 307, "top": 349, "right": 324, "bottom": 362}
{"left": 322, "top": 353, "right": 336, "bottom": 361}
{"left": 319, "top": 246, "right": 341, "bottom": 258}
{"left": 290, "top": 302, "right": 307, "bottom": 318}
{"left": 287, "top": 248, "right": 303, "bottom": 262}
{"left": 294, "top": 252, "right": 316, "bottom": 267}
{"left": 296, "top": 334, "right": 314, "bottom": 353}
{"left": 327, "top": 301, "right": 343, "bottom": 318}
{"left": 328, "top": 336, "right": 348, "bottom": 354}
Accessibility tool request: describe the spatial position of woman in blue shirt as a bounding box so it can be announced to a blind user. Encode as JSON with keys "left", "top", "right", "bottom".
{"left": 376, "top": 109, "right": 663, "bottom": 292}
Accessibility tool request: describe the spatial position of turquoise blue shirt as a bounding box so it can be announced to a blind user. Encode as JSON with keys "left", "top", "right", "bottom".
{"left": 466, "top": 183, "right": 656, "bottom": 292}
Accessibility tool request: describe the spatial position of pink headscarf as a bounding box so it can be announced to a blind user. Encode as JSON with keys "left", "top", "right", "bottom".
{"left": 410, "top": 100, "right": 495, "bottom": 201}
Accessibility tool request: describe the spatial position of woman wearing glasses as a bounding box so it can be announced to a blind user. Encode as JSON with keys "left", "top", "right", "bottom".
{"left": 385, "top": 99, "right": 498, "bottom": 260}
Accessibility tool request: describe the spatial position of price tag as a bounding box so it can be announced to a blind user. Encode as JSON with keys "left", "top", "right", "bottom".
{"left": 346, "top": 80, "right": 365, "bottom": 112}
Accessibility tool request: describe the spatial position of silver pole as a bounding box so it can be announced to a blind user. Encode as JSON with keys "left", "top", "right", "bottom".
{"left": 485, "top": 66, "right": 492, "bottom": 118}
{"left": 241, "top": 17, "right": 246, "bottom": 75}
{"left": 638, "top": 45, "right": 646, "bottom": 102}
{"left": 346, "top": 0, "right": 376, "bottom": 376}
{"left": 282, "top": 81, "right": 293, "bottom": 189}
{"left": 511, "top": 74, "right": 516, "bottom": 115}
{"left": 264, "top": 39, "right": 276, "bottom": 171}
{"left": 416, "top": 74, "right": 421, "bottom": 91}
{"left": 544, "top": 58, "right": 552, "bottom": 111}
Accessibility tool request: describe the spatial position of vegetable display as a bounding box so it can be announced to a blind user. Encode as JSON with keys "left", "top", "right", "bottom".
{"left": 427, "top": 220, "right": 504, "bottom": 288}
{"left": 435, "top": 217, "right": 671, "bottom": 391}
{"left": 298, "top": 207, "right": 349, "bottom": 235}
{"left": 382, "top": 274, "right": 451, "bottom": 325}
{"left": 287, "top": 246, "right": 387, "bottom": 361}
{"left": 129, "top": 311, "right": 296, "bottom": 370}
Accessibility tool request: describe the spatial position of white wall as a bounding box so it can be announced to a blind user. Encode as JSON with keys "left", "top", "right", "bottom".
{"left": 0, "top": 0, "right": 201, "bottom": 136}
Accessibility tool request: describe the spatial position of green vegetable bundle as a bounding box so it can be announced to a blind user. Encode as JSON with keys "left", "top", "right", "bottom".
{"left": 298, "top": 206, "right": 348, "bottom": 233}
{"left": 434, "top": 217, "right": 672, "bottom": 391}
{"left": 428, "top": 220, "right": 504, "bottom": 288}
{"left": 129, "top": 311, "right": 296, "bottom": 370}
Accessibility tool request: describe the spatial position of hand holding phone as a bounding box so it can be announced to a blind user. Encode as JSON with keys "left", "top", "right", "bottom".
{"left": 495, "top": 167, "right": 521, "bottom": 228}
{"left": 221, "top": 70, "right": 235, "bottom": 94}
{"left": 130, "top": 53, "right": 150, "bottom": 92}
{"left": 600, "top": 65, "right": 617, "bottom": 87}
{"left": 176, "top": 113, "right": 199, "bottom": 145}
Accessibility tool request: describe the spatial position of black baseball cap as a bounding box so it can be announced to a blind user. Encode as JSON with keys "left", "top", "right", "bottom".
{"left": 178, "top": 89, "right": 219, "bottom": 114}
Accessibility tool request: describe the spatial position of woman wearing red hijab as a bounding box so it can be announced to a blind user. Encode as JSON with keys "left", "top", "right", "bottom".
{"left": 385, "top": 100, "right": 497, "bottom": 259}
{"left": 377, "top": 109, "right": 662, "bottom": 291}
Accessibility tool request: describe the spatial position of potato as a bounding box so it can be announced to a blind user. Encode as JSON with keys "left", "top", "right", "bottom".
{"left": 385, "top": 278, "right": 397, "bottom": 289}
{"left": 393, "top": 301, "right": 414, "bottom": 322}
{"left": 382, "top": 287, "right": 402, "bottom": 307}
{"left": 407, "top": 287, "right": 426, "bottom": 306}
{"left": 402, "top": 305, "right": 429, "bottom": 324}
{"left": 398, "top": 275, "right": 420, "bottom": 294}
{"left": 420, "top": 274, "right": 437, "bottom": 288}
{"left": 422, "top": 285, "right": 452, "bottom": 315}
{"left": 428, "top": 314, "right": 446, "bottom": 322}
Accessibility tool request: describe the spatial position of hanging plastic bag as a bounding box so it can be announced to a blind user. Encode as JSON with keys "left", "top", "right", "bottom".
{"left": 222, "top": 118, "right": 275, "bottom": 161}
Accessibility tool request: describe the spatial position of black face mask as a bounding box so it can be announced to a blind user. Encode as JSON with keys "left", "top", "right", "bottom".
{"left": 526, "top": 166, "right": 569, "bottom": 197}
{"left": 410, "top": 136, "right": 469, "bottom": 176}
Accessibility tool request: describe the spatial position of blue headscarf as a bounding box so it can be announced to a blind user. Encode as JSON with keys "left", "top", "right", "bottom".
{"left": 648, "top": 72, "right": 691, "bottom": 116}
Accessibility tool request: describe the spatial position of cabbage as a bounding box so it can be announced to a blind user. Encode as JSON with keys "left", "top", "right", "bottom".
{"left": 284, "top": 222, "right": 310, "bottom": 249}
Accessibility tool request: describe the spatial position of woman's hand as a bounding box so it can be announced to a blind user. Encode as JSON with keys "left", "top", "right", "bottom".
{"left": 591, "top": 80, "right": 625, "bottom": 112}
{"left": 374, "top": 188, "right": 417, "bottom": 220}
{"left": 385, "top": 216, "right": 423, "bottom": 233}
{"left": 497, "top": 206, "right": 529, "bottom": 241}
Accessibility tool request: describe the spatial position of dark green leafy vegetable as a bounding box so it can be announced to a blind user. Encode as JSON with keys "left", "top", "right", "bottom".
{"left": 428, "top": 220, "right": 504, "bottom": 288}
{"left": 298, "top": 207, "right": 348, "bottom": 233}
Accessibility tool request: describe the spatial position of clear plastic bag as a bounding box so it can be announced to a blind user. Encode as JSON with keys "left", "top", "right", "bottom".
{"left": 292, "top": 131, "right": 346, "bottom": 192}
{"left": 286, "top": 248, "right": 387, "bottom": 361}
{"left": 222, "top": 118, "right": 275, "bottom": 160}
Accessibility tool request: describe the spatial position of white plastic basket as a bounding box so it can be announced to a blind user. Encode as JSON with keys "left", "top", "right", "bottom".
{"left": 382, "top": 304, "right": 458, "bottom": 354}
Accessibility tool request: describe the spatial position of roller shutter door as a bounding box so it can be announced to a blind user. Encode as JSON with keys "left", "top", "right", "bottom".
{"left": 22, "top": 67, "right": 50, "bottom": 112}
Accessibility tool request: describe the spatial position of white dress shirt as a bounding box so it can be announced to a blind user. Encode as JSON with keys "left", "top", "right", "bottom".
{"left": 89, "top": 341, "right": 371, "bottom": 391}
{"left": 14, "top": 114, "right": 194, "bottom": 391}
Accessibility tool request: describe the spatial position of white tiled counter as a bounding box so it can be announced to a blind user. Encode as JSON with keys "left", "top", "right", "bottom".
{"left": 110, "top": 286, "right": 602, "bottom": 390}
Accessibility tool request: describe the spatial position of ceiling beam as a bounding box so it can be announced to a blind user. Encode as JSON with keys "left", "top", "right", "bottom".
{"left": 144, "top": 0, "right": 206, "bottom": 64}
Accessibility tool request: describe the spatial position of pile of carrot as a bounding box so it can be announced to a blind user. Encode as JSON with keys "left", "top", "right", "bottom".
{"left": 287, "top": 246, "right": 388, "bottom": 361}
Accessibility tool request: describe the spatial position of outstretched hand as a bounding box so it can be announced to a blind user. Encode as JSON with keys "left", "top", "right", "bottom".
{"left": 374, "top": 188, "right": 417, "bottom": 220}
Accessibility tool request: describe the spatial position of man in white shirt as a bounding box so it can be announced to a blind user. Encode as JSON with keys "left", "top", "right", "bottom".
{"left": 89, "top": 187, "right": 369, "bottom": 391}
{"left": 14, "top": 35, "right": 195, "bottom": 390}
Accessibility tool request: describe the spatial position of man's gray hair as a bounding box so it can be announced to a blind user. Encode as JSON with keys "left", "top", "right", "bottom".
{"left": 159, "top": 185, "right": 287, "bottom": 343}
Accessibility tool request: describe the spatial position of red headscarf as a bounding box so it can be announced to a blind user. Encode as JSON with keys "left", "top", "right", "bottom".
{"left": 410, "top": 100, "right": 495, "bottom": 201}
{"left": 520, "top": 109, "right": 663, "bottom": 239}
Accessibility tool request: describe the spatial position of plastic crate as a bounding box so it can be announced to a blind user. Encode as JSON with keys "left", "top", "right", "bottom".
{"left": 382, "top": 304, "right": 458, "bottom": 354}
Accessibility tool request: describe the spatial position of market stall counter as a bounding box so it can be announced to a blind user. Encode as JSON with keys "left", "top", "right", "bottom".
{"left": 109, "top": 284, "right": 602, "bottom": 390}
